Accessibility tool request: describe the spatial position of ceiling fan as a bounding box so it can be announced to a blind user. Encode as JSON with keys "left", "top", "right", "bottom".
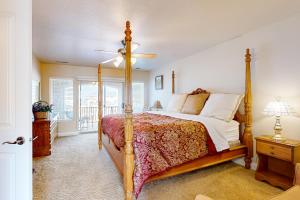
{"left": 96, "top": 40, "right": 157, "bottom": 67}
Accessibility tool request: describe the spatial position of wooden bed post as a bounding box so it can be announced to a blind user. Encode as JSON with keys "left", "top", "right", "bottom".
{"left": 243, "top": 48, "right": 253, "bottom": 169}
{"left": 172, "top": 70, "right": 175, "bottom": 94}
{"left": 98, "top": 64, "right": 103, "bottom": 150}
{"left": 124, "top": 21, "right": 134, "bottom": 200}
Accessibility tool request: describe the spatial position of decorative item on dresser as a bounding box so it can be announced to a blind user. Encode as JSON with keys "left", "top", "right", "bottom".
{"left": 32, "top": 100, "right": 53, "bottom": 120}
{"left": 32, "top": 115, "right": 58, "bottom": 157}
{"left": 263, "top": 98, "right": 296, "bottom": 141}
{"left": 255, "top": 135, "right": 300, "bottom": 190}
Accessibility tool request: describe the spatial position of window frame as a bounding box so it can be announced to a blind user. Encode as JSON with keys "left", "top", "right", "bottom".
{"left": 49, "top": 77, "right": 74, "bottom": 121}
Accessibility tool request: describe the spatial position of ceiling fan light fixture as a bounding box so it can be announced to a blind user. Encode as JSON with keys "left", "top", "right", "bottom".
{"left": 131, "top": 57, "right": 137, "bottom": 65}
{"left": 116, "top": 56, "right": 123, "bottom": 62}
{"left": 131, "top": 43, "right": 139, "bottom": 52}
{"left": 99, "top": 41, "right": 155, "bottom": 66}
{"left": 113, "top": 56, "right": 123, "bottom": 67}
{"left": 113, "top": 60, "right": 121, "bottom": 67}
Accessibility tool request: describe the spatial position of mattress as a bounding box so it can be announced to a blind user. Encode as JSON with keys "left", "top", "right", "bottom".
{"left": 202, "top": 115, "right": 241, "bottom": 147}
{"left": 222, "top": 119, "right": 240, "bottom": 142}
{"left": 147, "top": 111, "right": 241, "bottom": 151}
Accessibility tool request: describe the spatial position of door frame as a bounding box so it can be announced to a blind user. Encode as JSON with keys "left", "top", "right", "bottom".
{"left": 0, "top": 0, "right": 32, "bottom": 199}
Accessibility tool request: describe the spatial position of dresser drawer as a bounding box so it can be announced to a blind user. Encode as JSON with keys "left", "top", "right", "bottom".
{"left": 257, "top": 141, "right": 292, "bottom": 161}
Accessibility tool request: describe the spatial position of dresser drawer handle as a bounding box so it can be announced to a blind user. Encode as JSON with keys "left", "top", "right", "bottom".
{"left": 270, "top": 152, "right": 274, "bottom": 155}
{"left": 270, "top": 146, "right": 275, "bottom": 150}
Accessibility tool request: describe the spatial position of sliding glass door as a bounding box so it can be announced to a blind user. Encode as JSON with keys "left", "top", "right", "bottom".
{"left": 78, "top": 80, "right": 144, "bottom": 132}
{"left": 132, "top": 82, "right": 145, "bottom": 113}
{"left": 78, "top": 80, "right": 124, "bottom": 132}
{"left": 78, "top": 81, "right": 98, "bottom": 132}
{"left": 103, "top": 82, "right": 124, "bottom": 115}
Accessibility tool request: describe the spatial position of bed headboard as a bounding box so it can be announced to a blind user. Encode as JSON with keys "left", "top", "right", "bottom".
{"left": 171, "top": 49, "right": 253, "bottom": 168}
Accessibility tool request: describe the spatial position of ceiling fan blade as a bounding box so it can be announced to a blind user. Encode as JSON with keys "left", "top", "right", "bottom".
{"left": 132, "top": 53, "right": 157, "bottom": 59}
{"left": 101, "top": 57, "right": 116, "bottom": 64}
{"left": 95, "top": 50, "right": 118, "bottom": 55}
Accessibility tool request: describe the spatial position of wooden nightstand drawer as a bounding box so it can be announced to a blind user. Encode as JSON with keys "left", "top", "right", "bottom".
{"left": 257, "top": 141, "right": 292, "bottom": 161}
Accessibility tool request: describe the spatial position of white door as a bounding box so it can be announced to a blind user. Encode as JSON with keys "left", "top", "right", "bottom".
{"left": 0, "top": 0, "right": 32, "bottom": 200}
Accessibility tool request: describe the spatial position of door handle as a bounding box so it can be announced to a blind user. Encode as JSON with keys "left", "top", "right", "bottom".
{"left": 2, "top": 137, "right": 25, "bottom": 145}
{"left": 29, "top": 136, "right": 38, "bottom": 142}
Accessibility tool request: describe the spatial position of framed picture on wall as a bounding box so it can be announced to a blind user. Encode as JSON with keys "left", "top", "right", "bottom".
{"left": 155, "top": 75, "right": 163, "bottom": 90}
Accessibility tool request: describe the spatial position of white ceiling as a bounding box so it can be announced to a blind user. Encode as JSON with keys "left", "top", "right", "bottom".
{"left": 33, "top": 0, "right": 300, "bottom": 70}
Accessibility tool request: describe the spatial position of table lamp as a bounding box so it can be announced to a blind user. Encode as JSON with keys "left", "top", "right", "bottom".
{"left": 263, "top": 99, "right": 295, "bottom": 141}
{"left": 151, "top": 100, "right": 163, "bottom": 111}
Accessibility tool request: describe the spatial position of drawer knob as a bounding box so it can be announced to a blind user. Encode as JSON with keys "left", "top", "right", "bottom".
{"left": 270, "top": 146, "right": 274, "bottom": 150}
{"left": 270, "top": 152, "right": 274, "bottom": 155}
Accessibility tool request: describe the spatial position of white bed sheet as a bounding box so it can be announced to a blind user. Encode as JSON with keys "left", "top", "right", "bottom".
{"left": 147, "top": 111, "right": 240, "bottom": 152}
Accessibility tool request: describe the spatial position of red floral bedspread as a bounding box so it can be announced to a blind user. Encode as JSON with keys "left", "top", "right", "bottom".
{"left": 102, "top": 113, "right": 216, "bottom": 198}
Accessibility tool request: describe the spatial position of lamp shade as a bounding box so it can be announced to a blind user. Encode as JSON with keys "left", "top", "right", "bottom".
{"left": 152, "top": 100, "right": 162, "bottom": 109}
{"left": 263, "top": 99, "right": 295, "bottom": 116}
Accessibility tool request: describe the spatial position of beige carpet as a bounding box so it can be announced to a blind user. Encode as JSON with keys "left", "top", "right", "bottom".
{"left": 33, "top": 134, "right": 282, "bottom": 200}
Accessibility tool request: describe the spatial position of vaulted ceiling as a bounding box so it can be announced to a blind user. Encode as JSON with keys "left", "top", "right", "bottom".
{"left": 33, "top": 0, "right": 300, "bottom": 70}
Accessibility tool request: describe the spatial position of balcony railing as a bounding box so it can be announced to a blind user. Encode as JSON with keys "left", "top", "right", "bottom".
{"left": 104, "top": 105, "right": 120, "bottom": 115}
{"left": 79, "top": 106, "right": 121, "bottom": 132}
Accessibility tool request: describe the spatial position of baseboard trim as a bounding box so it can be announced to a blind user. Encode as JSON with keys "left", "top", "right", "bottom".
{"left": 58, "top": 131, "right": 80, "bottom": 137}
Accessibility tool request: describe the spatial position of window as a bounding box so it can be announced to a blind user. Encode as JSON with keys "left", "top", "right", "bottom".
{"left": 32, "top": 80, "right": 40, "bottom": 104}
{"left": 50, "top": 78, "right": 73, "bottom": 120}
{"left": 132, "top": 82, "right": 144, "bottom": 113}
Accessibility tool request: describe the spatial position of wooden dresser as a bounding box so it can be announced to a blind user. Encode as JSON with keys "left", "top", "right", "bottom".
{"left": 32, "top": 117, "right": 58, "bottom": 157}
{"left": 255, "top": 135, "right": 300, "bottom": 190}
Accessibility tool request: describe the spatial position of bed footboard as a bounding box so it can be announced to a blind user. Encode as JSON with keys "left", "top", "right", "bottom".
{"left": 103, "top": 133, "right": 124, "bottom": 174}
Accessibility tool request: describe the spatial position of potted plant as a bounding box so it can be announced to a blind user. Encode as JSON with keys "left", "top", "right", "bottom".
{"left": 32, "top": 101, "right": 53, "bottom": 120}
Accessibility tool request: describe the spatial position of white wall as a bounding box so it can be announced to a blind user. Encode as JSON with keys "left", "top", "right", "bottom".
{"left": 149, "top": 14, "right": 300, "bottom": 166}
{"left": 32, "top": 54, "right": 41, "bottom": 81}
{"left": 32, "top": 55, "right": 42, "bottom": 104}
{"left": 41, "top": 63, "right": 150, "bottom": 135}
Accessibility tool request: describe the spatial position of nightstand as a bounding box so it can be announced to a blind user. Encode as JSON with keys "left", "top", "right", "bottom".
{"left": 255, "top": 135, "right": 300, "bottom": 190}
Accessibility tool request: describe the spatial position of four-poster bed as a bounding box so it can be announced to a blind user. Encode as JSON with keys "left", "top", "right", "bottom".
{"left": 98, "top": 21, "right": 253, "bottom": 200}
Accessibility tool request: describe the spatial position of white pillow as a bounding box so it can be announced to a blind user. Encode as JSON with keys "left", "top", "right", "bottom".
{"left": 200, "top": 93, "right": 244, "bottom": 122}
{"left": 166, "top": 94, "right": 188, "bottom": 113}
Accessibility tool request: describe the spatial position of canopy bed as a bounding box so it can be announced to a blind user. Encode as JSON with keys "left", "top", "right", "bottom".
{"left": 97, "top": 21, "right": 253, "bottom": 200}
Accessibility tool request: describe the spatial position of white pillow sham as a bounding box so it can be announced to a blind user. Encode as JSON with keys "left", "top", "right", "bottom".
{"left": 166, "top": 94, "right": 188, "bottom": 113}
{"left": 200, "top": 93, "right": 244, "bottom": 122}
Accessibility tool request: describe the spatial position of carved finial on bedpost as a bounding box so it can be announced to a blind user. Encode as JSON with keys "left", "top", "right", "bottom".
{"left": 172, "top": 70, "right": 175, "bottom": 94}
{"left": 98, "top": 64, "right": 103, "bottom": 150}
{"left": 125, "top": 21, "right": 132, "bottom": 42}
{"left": 243, "top": 48, "right": 253, "bottom": 169}
{"left": 124, "top": 20, "right": 134, "bottom": 200}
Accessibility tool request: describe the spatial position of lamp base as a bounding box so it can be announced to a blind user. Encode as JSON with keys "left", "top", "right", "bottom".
{"left": 272, "top": 116, "right": 286, "bottom": 142}
{"left": 272, "top": 134, "right": 286, "bottom": 142}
